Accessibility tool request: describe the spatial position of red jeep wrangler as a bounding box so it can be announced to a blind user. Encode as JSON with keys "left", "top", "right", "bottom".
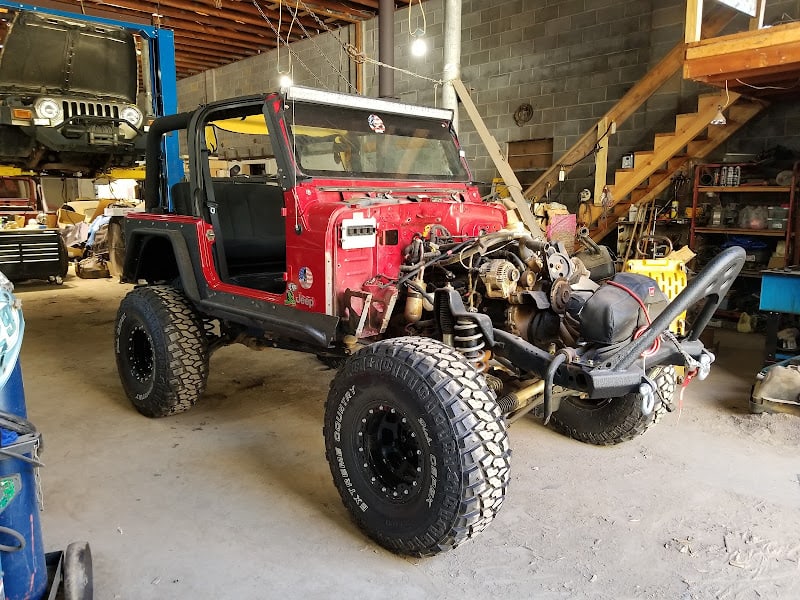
{"left": 114, "top": 86, "right": 744, "bottom": 556}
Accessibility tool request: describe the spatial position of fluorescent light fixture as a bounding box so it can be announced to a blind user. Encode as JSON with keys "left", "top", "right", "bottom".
{"left": 286, "top": 86, "right": 454, "bottom": 121}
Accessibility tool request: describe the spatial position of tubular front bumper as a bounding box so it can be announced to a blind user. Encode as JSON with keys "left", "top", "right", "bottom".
{"left": 464, "top": 246, "right": 746, "bottom": 400}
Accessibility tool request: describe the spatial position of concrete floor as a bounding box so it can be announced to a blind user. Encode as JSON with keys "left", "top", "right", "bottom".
{"left": 12, "top": 275, "right": 800, "bottom": 599}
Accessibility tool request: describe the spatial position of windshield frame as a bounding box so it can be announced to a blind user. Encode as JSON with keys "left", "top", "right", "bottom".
{"left": 281, "top": 91, "right": 471, "bottom": 184}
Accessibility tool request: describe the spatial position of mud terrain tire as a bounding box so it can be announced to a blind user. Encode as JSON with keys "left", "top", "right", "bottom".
{"left": 324, "top": 336, "right": 511, "bottom": 556}
{"left": 114, "top": 285, "right": 208, "bottom": 417}
{"left": 548, "top": 365, "right": 677, "bottom": 445}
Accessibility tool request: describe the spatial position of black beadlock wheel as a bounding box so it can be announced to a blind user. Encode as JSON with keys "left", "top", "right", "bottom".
{"left": 548, "top": 365, "right": 677, "bottom": 446}
{"left": 323, "top": 336, "right": 511, "bottom": 557}
{"left": 114, "top": 285, "right": 209, "bottom": 417}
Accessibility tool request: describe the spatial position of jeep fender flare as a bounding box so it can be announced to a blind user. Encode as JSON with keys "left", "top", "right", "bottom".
{"left": 124, "top": 228, "right": 201, "bottom": 302}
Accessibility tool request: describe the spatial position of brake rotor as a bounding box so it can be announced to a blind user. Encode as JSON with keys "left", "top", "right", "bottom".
{"left": 549, "top": 278, "right": 572, "bottom": 314}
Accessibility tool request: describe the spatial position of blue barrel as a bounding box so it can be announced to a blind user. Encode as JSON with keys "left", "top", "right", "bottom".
{"left": 0, "top": 276, "right": 47, "bottom": 600}
{"left": 0, "top": 361, "right": 47, "bottom": 600}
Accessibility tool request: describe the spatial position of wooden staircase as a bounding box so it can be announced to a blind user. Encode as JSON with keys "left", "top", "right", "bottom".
{"left": 586, "top": 91, "right": 767, "bottom": 241}
{"left": 519, "top": 2, "right": 779, "bottom": 243}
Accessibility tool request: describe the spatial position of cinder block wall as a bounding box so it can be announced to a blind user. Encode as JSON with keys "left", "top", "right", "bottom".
{"left": 177, "top": 0, "right": 800, "bottom": 209}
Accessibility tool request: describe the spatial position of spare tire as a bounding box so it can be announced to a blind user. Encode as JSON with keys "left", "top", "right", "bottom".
{"left": 548, "top": 365, "right": 677, "bottom": 445}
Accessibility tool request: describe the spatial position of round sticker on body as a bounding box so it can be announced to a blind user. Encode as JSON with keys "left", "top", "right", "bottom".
{"left": 298, "top": 266, "right": 314, "bottom": 289}
{"left": 368, "top": 114, "right": 385, "bottom": 133}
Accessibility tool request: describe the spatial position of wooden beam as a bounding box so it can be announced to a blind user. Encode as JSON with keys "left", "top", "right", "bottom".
{"left": 686, "top": 21, "right": 800, "bottom": 57}
{"left": 685, "top": 0, "right": 703, "bottom": 43}
{"left": 750, "top": 0, "right": 766, "bottom": 29}
{"left": 23, "top": 0, "right": 151, "bottom": 25}
{"left": 134, "top": 0, "right": 323, "bottom": 31}
{"left": 86, "top": 0, "right": 300, "bottom": 45}
{"left": 685, "top": 41, "right": 800, "bottom": 81}
{"left": 174, "top": 44, "right": 247, "bottom": 63}
{"left": 354, "top": 20, "right": 365, "bottom": 94}
{"left": 451, "top": 78, "right": 544, "bottom": 238}
{"left": 593, "top": 118, "right": 610, "bottom": 208}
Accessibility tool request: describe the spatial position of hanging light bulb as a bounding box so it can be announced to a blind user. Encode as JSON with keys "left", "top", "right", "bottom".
{"left": 710, "top": 104, "right": 727, "bottom": 126}
{"left": 410, "top": 28, "right": 427, "bottom": 57}
{"left": 278, "top": 71, "right": 293, "bottom": 89}
{"left": 408, "top": 0, "right": 428, "bottom": 58}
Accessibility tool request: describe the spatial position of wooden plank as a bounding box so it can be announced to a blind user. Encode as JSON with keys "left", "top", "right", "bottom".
{"left": 685, "top": 21, "right": 800, "bottom": 56}
{"left": 451, "top": 78, "right": 545, "bottom": 238}
{"left": 509, "top": 139, "right": 553, "bottom": 155}
{"left": 685, "top": 0, "right": 703, "bottom": 43}
{"left": 685, "top": 41, "right": 800, "bottom": 80}
{"left": 750, "top": 0, "right": 766, "bottom": 30}
{"left": 508, "top": 155, "right": 552, "bottom": 170}
{"left": 593, "top": 118, "right": 610, "bottom": 207}
{"left": 354, "top": 21, "right": 365, "bottom": 95}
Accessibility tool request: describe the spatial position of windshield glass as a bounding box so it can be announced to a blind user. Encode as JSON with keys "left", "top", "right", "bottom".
{"left": 286, "top": 101, "right": 469, "bottom": 182}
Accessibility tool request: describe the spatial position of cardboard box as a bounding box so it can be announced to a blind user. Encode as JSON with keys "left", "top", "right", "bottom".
{"left": 767, "top": 255, "right": 785, "bottom": 269}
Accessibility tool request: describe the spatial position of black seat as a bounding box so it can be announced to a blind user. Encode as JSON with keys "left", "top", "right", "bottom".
{"left": 211, "top": 181, "right": 286, "bottom": 273}
{"left": 170, "top": 182, "right": 193, "bottom": 215}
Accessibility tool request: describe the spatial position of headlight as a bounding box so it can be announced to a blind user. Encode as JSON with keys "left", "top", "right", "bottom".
{"left": 34, "top": 98, "right": 63, "bottom": 124}
{"left": 120, "top": 105, "right": 143, "bottom": 128}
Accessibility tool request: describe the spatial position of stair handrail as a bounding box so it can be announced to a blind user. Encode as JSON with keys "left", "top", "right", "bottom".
{"left": 523, "top": 4, "right": 737, "bottom": 204}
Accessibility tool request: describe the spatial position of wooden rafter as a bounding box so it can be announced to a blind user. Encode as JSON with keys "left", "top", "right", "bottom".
{"left": 20, "top": 0, "right": 418, "bottom": 79}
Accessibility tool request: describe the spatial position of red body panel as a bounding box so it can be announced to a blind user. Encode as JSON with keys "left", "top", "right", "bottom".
{"left": 133, "top": 179, "right": 507, "bottom": 322}
{"left": 284, "top": 179, "right": 507, "bottom": 317}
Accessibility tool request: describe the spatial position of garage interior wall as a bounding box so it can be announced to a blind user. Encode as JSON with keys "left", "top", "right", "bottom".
{"left": 176, "top": 0, "right": 800, "bottom": 210}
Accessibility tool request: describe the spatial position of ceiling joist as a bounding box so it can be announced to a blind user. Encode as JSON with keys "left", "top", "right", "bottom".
{"left": 24, "top": 0, "right": 417, "bottom": 79}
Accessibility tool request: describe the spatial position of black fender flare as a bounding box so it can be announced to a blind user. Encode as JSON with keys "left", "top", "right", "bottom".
{"left": 124, "top": 227, "right": 201, "bottom": 302}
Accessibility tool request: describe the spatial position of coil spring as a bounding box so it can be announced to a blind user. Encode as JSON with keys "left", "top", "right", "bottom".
{"left": 454, "top": 318, "right": 488, "bottom": 372}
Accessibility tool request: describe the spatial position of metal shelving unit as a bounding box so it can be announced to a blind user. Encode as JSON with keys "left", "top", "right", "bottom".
{"left": 690, "top": 163, "right": 797, "bottom": 273}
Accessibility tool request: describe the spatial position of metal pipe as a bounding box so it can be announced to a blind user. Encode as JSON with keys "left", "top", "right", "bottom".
{"left": 378, "top": 0, "right": 394, "bottom": 98}
{"left": 442, "top": 0, "right": 462, "bottom": 132}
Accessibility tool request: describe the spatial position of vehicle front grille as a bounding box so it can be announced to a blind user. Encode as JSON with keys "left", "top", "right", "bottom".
{"left": 62, "top": 100, "right": 121, "bottom": 120}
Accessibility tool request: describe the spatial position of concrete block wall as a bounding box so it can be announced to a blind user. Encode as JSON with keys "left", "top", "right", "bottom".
{"left": 177, "top": 0, "right": 800, "bottom": 208}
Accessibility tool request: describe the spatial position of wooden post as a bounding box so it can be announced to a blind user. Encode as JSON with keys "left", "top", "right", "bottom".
{"left": 749, "top": 0, "right": 766, "bottom": 30}
{"left": 685, "top": 0, "right": 704, "bottom": 43}
{"left": 354, "top": 21, "right": 365, "bottom": 95}
{"left": 593, "top": 118, "right": 610, "bottom": 207}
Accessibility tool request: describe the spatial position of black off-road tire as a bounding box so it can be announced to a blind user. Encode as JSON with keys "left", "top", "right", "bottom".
{"left": 323, "top": 336, "right": 511, "bottom": 557}
{"left": 63, "top": 541, "right": 93, "bottom": 600}
{"left": 114, "top": 286, "right": 209, "bottom": 417}
{"left": 548, "top": 365, "right": 677, "bottom": 445}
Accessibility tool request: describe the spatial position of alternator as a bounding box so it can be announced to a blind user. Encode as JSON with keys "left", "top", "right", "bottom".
{"left": 479, "top": 259, "right": 520, "bottom": 299}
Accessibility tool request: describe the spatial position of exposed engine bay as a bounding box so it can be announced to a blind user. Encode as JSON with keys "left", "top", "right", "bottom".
{"left": 356, "top": 223, "right": 680, "bottom": 421}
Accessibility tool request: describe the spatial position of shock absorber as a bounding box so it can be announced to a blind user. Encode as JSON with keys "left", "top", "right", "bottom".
{"left": 454, "top": 318, "right": 488, "bottom": 372}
